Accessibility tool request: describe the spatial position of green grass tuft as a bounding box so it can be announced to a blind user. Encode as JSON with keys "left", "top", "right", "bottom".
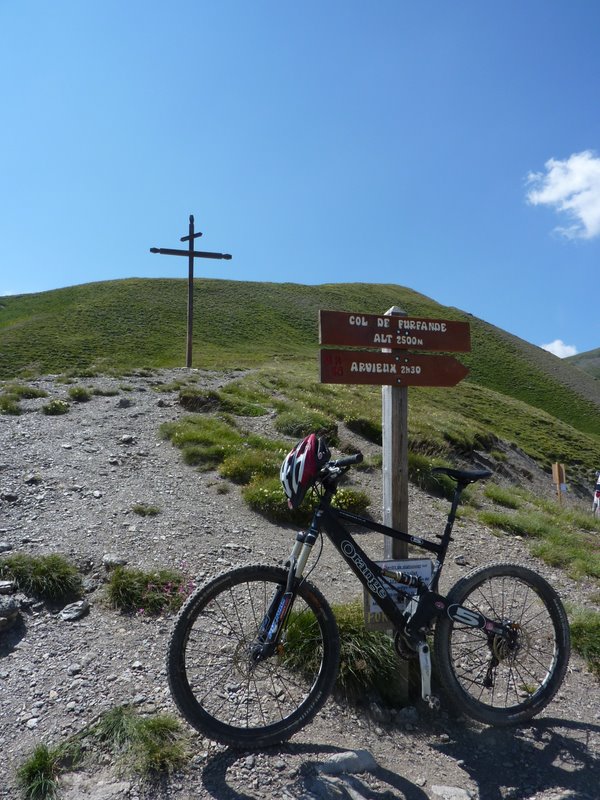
{"left": 284, "top": 599, "right": 407, "bottom": 705}
{"left": 105, "top": 566, "right": 194, "bottom": 615}
{"left": 132, "top": 503, "right": 161, "bottom": 517}
{"left": 569, "top": 608, "right": 600, "bottom": 677}
{"left": 17, "top": 744, "right": 61, "bottom": 800}
{"left": 0, "top": 553, "right": 82, "bottom": 603}
{"left": 41, "top": 399, "right": 70, "bottom": 416}
{"left": 67, "top": 386, "right": 92, "bottom": 402}
{"left": 484, "top": 483, "right": 521, "bottom": 509}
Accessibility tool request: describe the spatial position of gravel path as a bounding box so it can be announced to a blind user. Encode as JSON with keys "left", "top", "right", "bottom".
{"left": 0, "top": 369, "right": 598, "bottom": 800}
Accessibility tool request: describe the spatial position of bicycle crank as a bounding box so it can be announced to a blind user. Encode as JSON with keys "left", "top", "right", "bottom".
{"left": 417, "top": 641, "right": 440, "bottom": 711}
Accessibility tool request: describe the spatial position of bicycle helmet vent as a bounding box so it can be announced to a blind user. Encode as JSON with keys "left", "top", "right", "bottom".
{"left": 280, "top": 434, "right": 330, "bottom": 509}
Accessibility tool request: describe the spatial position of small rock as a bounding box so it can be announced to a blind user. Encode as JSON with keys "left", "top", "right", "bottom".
{"left": 317, "top": 749, "right": 378, "bottom": 775}
{"left": 120, "top": 434, "right": 135, "bottom": 444}
{"left": 1, "top": 492, "right": 19, "bottom": 502}
{"left": 454, "top": 555, "right": 468, "bottom": 566}
{"left": 431, "top": 786, "right": 475, "bottom": 800}
{"left": 0, "top": 579, "right": 15, "bottom": 593}
{"left": 116, "top": 398, "right": 133, "bottom": 409}
{"left": 0, "top": 597, "right": 20, "bottom": 631}
{"left": 66, "top": 663, "right": 82, "bottom": 676}
{"left": 102, "top": 553, "right": 127, "bottom": 569}
{"left": 0, "top": 542, "right": 13, "bottom": 553}
{"left": 59, "top": 600, "right": 90, "bottom": 621}
{"left": 26, "top": 718, "right": 39, "bottom": 729}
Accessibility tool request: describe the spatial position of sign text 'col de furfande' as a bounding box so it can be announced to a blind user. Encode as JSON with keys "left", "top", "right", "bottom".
{"left": 319, "top": 310, "right": 471, "bottom": 351}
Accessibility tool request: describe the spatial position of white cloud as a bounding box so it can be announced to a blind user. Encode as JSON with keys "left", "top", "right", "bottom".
{"left": 541, "top": 339, "right": 578, "bottom": 358}
{"left": 526, "top": 150, "right": 600, "bottom": 239}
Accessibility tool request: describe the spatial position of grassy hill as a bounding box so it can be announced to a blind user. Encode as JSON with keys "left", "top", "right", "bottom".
{"left": 566, "top": 347, "right": 600, "bottom": 380}
{"left": 2, "top": 278, "right": 600, "bottom": 484}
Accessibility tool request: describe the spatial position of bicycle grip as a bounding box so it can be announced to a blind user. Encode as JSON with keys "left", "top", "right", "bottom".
{"left": 332, "top": 452, "right": 363, "bottom": 468}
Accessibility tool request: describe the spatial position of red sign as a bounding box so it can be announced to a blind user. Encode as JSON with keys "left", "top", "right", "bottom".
{"left": 320, "top": 350, "right": 469, "bottom": 387}
{"left": 319, "top": 310, "right": 471, "bottom": 352}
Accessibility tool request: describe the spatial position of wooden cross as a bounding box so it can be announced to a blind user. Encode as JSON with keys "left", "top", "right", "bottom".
{"left": 150, "top": 214, "right": 232, "bottom": 367}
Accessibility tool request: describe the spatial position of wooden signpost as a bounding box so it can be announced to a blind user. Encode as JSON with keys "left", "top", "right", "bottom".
{"left": 319, "top": 306, "right": 471, "bottom": 633}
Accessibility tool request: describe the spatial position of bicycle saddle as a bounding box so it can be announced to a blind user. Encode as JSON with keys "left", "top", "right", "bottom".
{"left": 431, "top": 466, "right": 492, "bottom": 484}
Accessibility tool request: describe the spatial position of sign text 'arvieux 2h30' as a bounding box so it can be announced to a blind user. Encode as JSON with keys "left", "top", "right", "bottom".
{"left": 319, "top": 310, "right": 471, "bottom": 387}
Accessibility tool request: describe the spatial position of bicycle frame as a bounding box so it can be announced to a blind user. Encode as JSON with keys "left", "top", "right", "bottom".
{"left": 285, "top": 479, "right": 508, "bottom": 644}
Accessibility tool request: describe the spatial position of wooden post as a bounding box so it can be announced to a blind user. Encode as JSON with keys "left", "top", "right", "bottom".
{"left": 150, "top": 215, "right": 231, "bottom": 369}
{"left": 382, "top": 305, "right": 409, "bottom": 559}
{"left": 186, "top": 215, "right": 195, "bottom": 368}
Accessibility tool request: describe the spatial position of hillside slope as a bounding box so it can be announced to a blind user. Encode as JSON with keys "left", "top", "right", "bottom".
{"left": 2, "top": 279, "right": 600, "bottom": 443}
{"left": 566, "top": 346, "right": 600, "bottom": 379}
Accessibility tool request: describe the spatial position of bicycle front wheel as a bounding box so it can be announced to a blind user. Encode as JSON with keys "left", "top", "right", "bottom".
{"left": 167, "top": 564, "right": 340, "bottom": 748}
{"left": 434, "top": 562, "right": 570, "bottom": 726}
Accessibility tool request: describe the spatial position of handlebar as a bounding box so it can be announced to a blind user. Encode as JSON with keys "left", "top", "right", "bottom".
{"left": 328, "top": 452, "right": 363, "bottom": 469}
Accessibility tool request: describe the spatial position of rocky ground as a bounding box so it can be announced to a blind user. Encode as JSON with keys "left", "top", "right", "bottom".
{"left": 0, "top": 369, "right": 598, "bottom": 800}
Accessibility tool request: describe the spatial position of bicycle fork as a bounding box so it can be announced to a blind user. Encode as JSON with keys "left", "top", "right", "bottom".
{"left": 251, "top": 527, "right": 318, "bottom": 663}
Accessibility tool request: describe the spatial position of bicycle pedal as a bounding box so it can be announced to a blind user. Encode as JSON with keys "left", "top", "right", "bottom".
{"left": 426, "top": 695, "right": 440, "bottom": 711}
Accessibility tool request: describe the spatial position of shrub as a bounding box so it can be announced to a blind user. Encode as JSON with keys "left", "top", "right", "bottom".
{"left": 484, "top": 483, "right": 521, "bottom": 509}
{"left": 242, "top": 476, "right": 370, "bottom": 524}
{"left": 132, "top": 503, "right": 160, "bottom": 517}
{"left": 105, "top": 566, "right": 194, "bottom": 615}
{"left": 407, "top": 452, "right": 457, "bottom": 501}
{"left": 344, "top": 416, "right": 382, "bottom": 445}
{"left": 0, "top": 553, "right": 82, "bottom": 603}
{"left": 0, "top": 394, "right": 21, "bottom": 415}
{"left": 41, "top": 399, "right": 70, "bottom": 416}
{"left": 569, "top": 608, "right": 600, "bottom": 677}
{"left": 219, "top": 449, "right": 281, "bottom": 484}
{"left": 17, "top": 744, "right": 63, "bottom": 800}
{"left": 3, "top": 383, "right": 48, "bottom": 400}
{"left": 89, "top": 705, "right": 188, "bottom": 776}
{"left": 68, "top": 386, "right": 92, "bottom": 402}
{"left": 284, "top": 599, "right": 407, "bottom": 705}
{"left": 274, "top": 409, "right": 338, "bottom": 444}
{"left": 178, "top": 387, "right": 267, "bottom": 417}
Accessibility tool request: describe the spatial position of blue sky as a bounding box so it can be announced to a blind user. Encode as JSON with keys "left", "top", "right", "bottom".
{"left": 2, "top": 1, "right": 600, "bottom": 357}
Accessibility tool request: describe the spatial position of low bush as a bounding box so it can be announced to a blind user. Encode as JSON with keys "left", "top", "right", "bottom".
{"left": 68, "top": 386, "right": 92, "bottom": 402}
{"left": 569, "top": 608, "right": 600, "bottom": 677}
{"left": 407, "top": 452, "right": 457, "bottom": 501}
{"left": 41, "top": 399, "right": 70, "bottom": 416}
{"left": 484, "top": 483, "right": 521, "bottom": 509}
{"left": 274, "top": 408, "right": 338, "bottom": 444}
{"left": 105, "top": 566, "right": 194, "bottom": 615}
{"left": 17, "top": 743, "right": 68, "bottom": 800}
{"left": 132, "top": 503, "right": 160, "bottom": 517}
{"left": 0, "top": 553, "right": 82, "bottom": 603}
{"left": 344, "top": 416, "right": 382, "bottom": 445}
{"left": 242, "top": 476, "right": 370, "bottom": 524}
{"left": 219, "top": 449, "right": 281, "bottom": 484}
{"left": 90, "top": 705, "right": 188, "bottom": 776}
{"left": 284, "top": 599, "right": 407, "bottom": 705}
{"left": 178, "top": 387, "right": 267, "bottom": 417}
{"left": 0, "top": 394, "right": 21, "bottom": 415}
{"left": 3, "top": 383, "right": 48, "bottom": 400}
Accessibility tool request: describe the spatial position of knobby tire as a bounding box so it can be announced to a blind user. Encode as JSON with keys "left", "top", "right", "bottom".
{"left": 167, "top": 564, "right": 340, "bottom": 748}
{"left": 434, "top": 562, "right": 570, "bottom": 726}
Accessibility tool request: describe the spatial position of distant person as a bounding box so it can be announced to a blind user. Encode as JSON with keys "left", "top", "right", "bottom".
{"left": 593, "top": 471, "right": 600, "bottom": 517}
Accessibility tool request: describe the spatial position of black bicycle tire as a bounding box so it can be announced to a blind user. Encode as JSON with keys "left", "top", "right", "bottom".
{"left": 434, "top": 562, "right": 570, "bottom": 726}
{"left": 167, "top": 564, "right": 340, "bottom": 748}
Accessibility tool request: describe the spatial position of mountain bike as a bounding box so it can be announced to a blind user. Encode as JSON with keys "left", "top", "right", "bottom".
{"left": 166, "top": 445, "right": 571, "bottom": 749}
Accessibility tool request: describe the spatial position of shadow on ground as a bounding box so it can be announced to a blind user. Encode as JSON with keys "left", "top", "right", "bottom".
{"left": 193, "top": 716, "right": 599, "bottom": 800}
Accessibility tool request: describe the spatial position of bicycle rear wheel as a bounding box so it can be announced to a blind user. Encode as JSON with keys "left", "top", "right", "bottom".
{"left": 434, "top": 562, "right": 570, "bottom": 726}
{"left": 167, "top": 564, "right": 340, "bottom": 748}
